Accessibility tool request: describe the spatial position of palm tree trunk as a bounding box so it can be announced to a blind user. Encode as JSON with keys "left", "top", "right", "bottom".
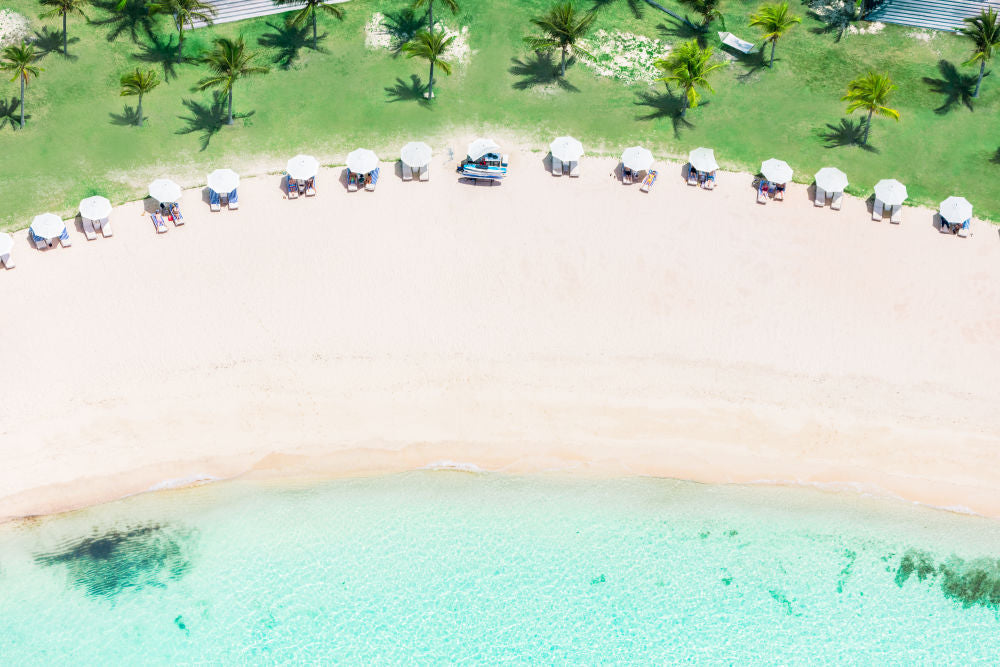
{"left": 63, "top": 13, "right": 68, "bottom": 56}
{"left": 428, "top": 0, "right": 434, "bottom": 32}
{"left": 428, "top": 60, "right": 435, "bottom": 98}
{"left": 19, "top": 75, "right": 25, "bottom": 129}
{"left": 561, "top": 46, "right": 566, "bottom": 77}
{"left": 769, "top": 39, "right": 776, "bottom": 68}
{"left": 974, "top": 60, "right": 985, "bottom": 98}
{"left": 227, "top": 89, "right": 234, "bottom": 125}
{"left": 313, "top": 11, "right": 318, "bottom": 49}
{"left": 137, "top": 93, "right": 143, "bottom": 127}
{"left": 864, "top": 108, "right": 873, "bottom": 144}
{"left": 178, "top": 23, "right": 184, "bottom": 57}
{"left": 681, "top": 90, "right": 689, "bottom": 117}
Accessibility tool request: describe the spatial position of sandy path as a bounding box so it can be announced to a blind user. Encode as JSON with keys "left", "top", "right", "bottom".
{"left": 2, "top": 146, "right": 999, "bottom": 521}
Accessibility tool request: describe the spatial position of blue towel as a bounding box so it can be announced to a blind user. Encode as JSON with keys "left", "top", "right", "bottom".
{"left": 59, "top": 228, "right": 69, "bottom": 241}
{"left": 370, "top": 168, "right": 380, "bottom": 185}
{"left": 228, "top": 189, "right": 238, "bottom": 203}
{"left": 31, "top": 230, "right": 46, "bottom": 243}
{"left": 210, "top": 190, "right": 220, "bottom": 206}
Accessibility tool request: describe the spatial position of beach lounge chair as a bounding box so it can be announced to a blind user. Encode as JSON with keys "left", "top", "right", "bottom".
{"left": 872, "top": 199, "right": 883, "bottom": 221}
{"left": 774, "top": 183, "right": 786, "bottom": 201}
{"left": 622, "top": 167, "right": 633, "bottom": 185}
{"left": 287, "top": 177, "right": 299, "bottom": 198}
{"left": 551, "top": 156, "right": 563, "bottom": 177}
{"left": 814, "top": 187, "right": 826, "bottom": 207}
{"left": 99, "top": 217, "right": 114, "bottom": 236}
{"left": 719, "top": 32, "right": 755, "bottom": 55}
{"left": 640, "top": 170, "right": 658, "bottom": 193}
{"left": 831, "top": 191, "right": 843, "bottom": 210}
{"left": 151, "top": 212, "right": 168, "bottom": 233}
{"left": 687, "top": 167, "right": 699, "bottom": 186}
{"left": 169, "top": 205, "right": 183, "bottom": 226}
{"left": 31, "top": 230, "right": 48, "bottom": 250}
{"left": 402, "top": 163, "right": 413, "bottom": 181}
{"left": 958, "top": 220, "right": 970, "bottom": 237}
{"left": 703, "top": 172, "right": 716, "bottom": 190}
{"left": 210, "top": 189, "right": 221, "bottom": 212}
{"left": 82, "top": 217, "right": 98, "bottom": 241}
{"left": 59, "top": 228, "right": 72, "bottom": 247}
{"left": 305, "top": 177, "right": 316, "bottom": 195}
{"left": 1, "top": 252, "right": 13, "bottom": 269}
{"left": 569, "top": 161, "right": 580, "bottom": 177}
{"left": 757, "top": 181, "right": 769, "bottom": 204}
{"left": 366, "top": 168, "right": 380, "bottom": 192}
{"left": 890, "top": 205, "right": 901, "bottom": 224}
{"left": 419, "top": 165, "right": 429, "bottom": 181}
{"left": 228, "top": 189, "right": 238, "bottom": 210}
{"left": 348, "top": 172, "right": 358, "bottom": 192}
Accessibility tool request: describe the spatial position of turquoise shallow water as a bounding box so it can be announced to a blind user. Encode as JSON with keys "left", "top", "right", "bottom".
{"left": 2, "top": 472, "right": 999, "bottom": 663}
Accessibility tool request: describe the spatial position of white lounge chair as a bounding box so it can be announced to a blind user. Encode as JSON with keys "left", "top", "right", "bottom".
{"left": 640, "top": 170, "right": 658, "bottom": 193}
{"left": 99, "top": 218, "right": 113, "bottom": 237}
{"left": 419, "top": 165, "right": 429, "bottom": 181}
{"left": 958, "top": 221, "right": 970, "bottom": 237}
{"left": 622, "top": 168, "right": 633, "bottom": 185}
{"left": 814, "top": 187, "right": 826, "bottom": 207}
{"left": 1, "top": 253, "right": 13, "bottom": 269}
{"left": 719, "top": 32, "right": 755, "bottom": 54}
{"left": 831, "top": 191, "right": 843, "bottom": 210}
{"left": 32, "top": 235, "right": 47, "bottom": 250}
{"left": 228, "top": 191, "right": 239, "bottom": 210}
{"left": 402, "top": 163, "right": 413, "bottom": 181}
{"left": 569, "top": 160, "right": 580, "bottom": 177}
{"left": 702, "top": 172, "right": 716, "bottom": 190}
{"left": 59, "top": 232, "right": 72, "bottom": 247}
{"left": 872, "top": 199, "right": 883, "bottom": 221}
{"left": 756, "top": 183, "right": 768, "bottom": 204}
{"left": 83, "top": 217, "right": 98, "bottom": 240}
{"left": 551, "top": 156, "right": 563, "bottom": 176}
{"left": 348, "top": 172, "right": 358, "bottom": 192}
{"left": 890, "top": 205, "right": 901, "bottom": 224}
{"left": 305, "top": 179, "right": 316, "bottom": 196}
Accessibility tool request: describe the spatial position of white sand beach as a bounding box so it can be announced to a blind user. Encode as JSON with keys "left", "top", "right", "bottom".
{"left": 2, "top": 145, "right": 999, "bottom": 522}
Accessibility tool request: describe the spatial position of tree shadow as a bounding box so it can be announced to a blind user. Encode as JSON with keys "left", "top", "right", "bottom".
{"left": 806, "top": 2, "right": 861, "bottom": 42}
{"left": 258, "top": 20, "right": 321, "bottom": 69}
{"left": 90, "top": 0, "right": 155, "bottom": 44}
{"left": 818, "top": 117, "right": 879, "bottom": 153}
{"left": 657, "top": 19, "right": 707, "bottom": 47}
{"left": 176, "top": 94, "right": 227, "bottom": 151}
{"left": 132, "top": 32, "right": 183, "bottom": 80}
{"left": 734, "top": 48, "right": 768, "bottom": 83}
{"left": 32, "top": 27, "right": 79, "bottom": 60}
{"left": 509, "top": 52, "right": 580, "bottom": 92}
{"left": 990, "top": 147, "right": 1000, "bottom": 165}
{"left": 384, "top": 74, "right": 432, "bottom": 106}
{"left": 922, "top": 60, "right": 979, "bottom": 114}
{"left": 591, "top": 0, "right": 645, "bottom": 19}
{"left": 0, "top": 97, "right": 26, "bottom": 130}
{"left": 382, "top": 8, "right": 425, "bottom": 54}
{"left": 109, "top": 104, "right": 144, "bottom": 127}
{"left": 633, "top": 88, "right": 698, "bottom": 138}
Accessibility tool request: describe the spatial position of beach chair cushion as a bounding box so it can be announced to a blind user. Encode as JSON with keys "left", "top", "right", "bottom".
{"left": 872, "top": 199, "right": 884, "bottom": 221}
{"left": 419, "top": 165, "right": 429, "bottom": 181}
{"left": 305, "top": 178, "right": 316, "bottom": 195}
{"left": 890, "top": 205, "right": 901, "bottom": 224}
{"left": 830, "top": 191, "right": 843, "bottom": 210}
{"left": 569, "top": 161, "right": 580, "bottom": 177}
{"left": 32, "top": 231, "right": 48, "bottom": 250}
{"left": 288, "top": 178, "right": 299, "bottom": 197}
{"left": 402, "top": 163, "right": 413, "bottom": 181}
{"left": 101, "top": 221, "right": 114, "bottom": 237}
{"left": 1, "top": 253, "right": 13, "bottom": 269}
{"left": 59, "top": 228, "right": 72, "bottom": 247}
{"left": 551, "top": 157, "right": 562, "bottom": 176}
{"left": 151, "top": 213, "right": 167, "bottom": 233}
{"left": 82, "top": 217, "right": 97, "bottom": 240}
{"left": 228, "top": 189, "right": 238, "bottom": 210}
{"left": 210, "top": 189, "right": 221, "bottom": 211}
{"left": 814, "top": 187, "right": 826, "bottom": 206}
{"left": 366, "top": 168, "right": 380, "bottom": 191}
{"left": 958, "top": 220, "right": 970, "bottom": 237}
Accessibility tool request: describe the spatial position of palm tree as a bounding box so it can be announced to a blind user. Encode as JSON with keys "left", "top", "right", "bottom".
{"left": 959, "top": 8, "right": 1000, "bottom": 99}
{"left": 679, "top": 0, "right": 725, "bottom": 28}
{"left": 149, "top": 0, "right": 217, "bottom": 57}
{"left": 655, "top": 40, "right": 725, "bottom": 116}
{"left": 119, "top": 67, "right": 160, "bottom": 127}
{"left": 273, "top": 0, "right": 345, "bottom": 49}
{"left": 525, "top": 2, "right": 597, "bottom": 77}
{"left": 195, "top": 36, "right": 269, "bottom": 126}
{"left": 842, "top": 71, "right": 899, "bottom": 145}
{"left": 412, "top": 0, "right": 458, "bottom": 34}
{"left": 1, "top": 44, "right": 42, "bottom": 129}
{"left": 402, "top": 28, "right": 454, "bottom": 99}
{"left": 39, "top": 0, "right": 89, "bottom": 57}
{"left": 748, "top": 2, "right": 800, "bottom": 69}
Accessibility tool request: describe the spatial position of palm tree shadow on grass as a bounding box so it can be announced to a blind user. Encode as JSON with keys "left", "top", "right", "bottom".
{"left": 990, "top": 148, "right": 1000, "bottom": 165}
{"left": 509, "top": 52, "right": 580, "bottom": 92}
{"left": 258, "top": 20, "right": 322, "bottom": 69}
{"left": 109, "top": 104, "right": 144, "bottom": 127}
{"left": 90, "top": 0, "right": 156, "bottom": 44}
{"left": 657, "top": 18, "right": 707, "bottom": 47}
{"left": 382, "top": 8, "right": 425, "bottom": 55}
{"left": 176, "top": 94, "right": 238, "bottom": 151}
{"left": 818, "top": 117, "right": 879, "bottom": 153}
{"left": 634, "top": 88, "right": 699, "bottom": 138}
{"left": 591, "top": 0, "right": 645, "bottom": 19}
{"left": 384, "top": 74, "right": 432, "bottom": 106}
{"left": 32, "top": 27, "right": 79, "bottom": 60}
{"left": 735, "top": 48, "right": 768, "bottom": 83}
{"left": 0, "top": 97, "right": 26, "bottom": 130}
{"left": 132, "top": 32, "right": 183, "bottom": 81}
{"left": 922, "top": 60, "right": 980, "bottom": 114}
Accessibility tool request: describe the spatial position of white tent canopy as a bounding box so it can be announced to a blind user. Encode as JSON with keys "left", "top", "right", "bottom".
{"left": 621, "top": 146, "right": 654, "bottom": 172}
{"left": 761, "top": 158, "right": 793, "bottom": 184}
{"left": 874, "top": 179, "right": 907, "bottom": 206}
{"left": 79, "top": 195, "right": 112, "bottom": 221}
{"left": 287, "top": 155, "right": 319, "bottom": 181}
{"left": 814, "top": 167, "right": 848, "bottom": 193}
{"left": 0, "top": 233, "right": 13, "bottom": 256}
{"left": 688, "top": 147, "right": 718, "bottom": 173}
{"left": 400, "top": 142, "right": 433, "bottom": 168}
{"left": 31, "top": 213, "right": 65, "bottom": 239}
{"left": 550, "top": 136, "right": 584, "bottom": 163}
{"left": 207, "top": 169, "right": 240, "bottom": 194}
{"left": 347, "top": 148, "right": 379, "bottom": 174}
{"left": 467, "top": 138, "right": 501, "bottom": 161}
{"left": 149, "top": 179, "right": 182, "bottom": 203}
{"left": 940, "top": 196, "right": 972, "bottom": 222}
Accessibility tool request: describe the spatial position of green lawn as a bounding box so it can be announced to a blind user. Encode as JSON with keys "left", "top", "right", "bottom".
{"left": 1, "top": 0, "right": 998, "bottom": 229}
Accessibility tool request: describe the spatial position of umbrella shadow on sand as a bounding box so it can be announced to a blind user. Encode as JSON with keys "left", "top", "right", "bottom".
{"left": 817, "top": 117, "right": 879, "bottom": 153}
{"left": 633, "top": 88, "right": 700, "bottom": 138}
{"left": 109, "top": 104, "right": 144, "bottom": 127}
{"left": 384, "top": 74, "right": 433, "bottom": 106}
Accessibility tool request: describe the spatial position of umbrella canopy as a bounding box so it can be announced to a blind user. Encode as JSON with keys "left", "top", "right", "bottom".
{"left": 814, "top": 167, "right": 848, "bottom": 193}
{"left": 346, "top": 148, "right": 379, "bottom": 174}
{"left": 467, "top": 138, "right": 501, "bottom": 161}
{"left": 621, "top": 146, "right": 654, "bottom": 172}
{"left": 761, "top": 159, "right": 793, "bottom": 184}
{"left": 0, "top": 233, "right": 13, "bottom": 256}
{"left": 286, "top": 155, "right": 319, "bottom": 181}
{"left": 149, "top": 179, "right": 182, "bottom": 203}
{"left": 688, "top": 147, "right": 719, "bottom": 173}
{"left": 79, "top": 195, "right": 112, "bottom": 221}
{"left": 400, "top": 142, "right": 433, "bottom": 168}
{"left": 31, "top": 213, "right": 65, "bottom": 239}
{"left": 207, "top": 169, "right": 240, "bottom": 194}
{"left": 550, "top": 136, "right": 584, "bottom": 163}
{"left": 874, "top": 179, "right": 907, "bottom": 206}
{"left": 940, "top": 196, "right": 973, "bottom": 223}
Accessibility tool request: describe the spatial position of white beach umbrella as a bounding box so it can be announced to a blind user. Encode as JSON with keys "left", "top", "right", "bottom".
{"left": 621, "top": 146, "right": 654, "bottom": 172}
{"left": 79, "top": 195, "right": 112, "bottom": 221}
{"left": 940, "top": 196, "right": 973, "bottom": 223}
{"left": 30, "top": 213, "right": 65, "bottom": 239}
{"left": 148, "top": 178, "right": 182, "bottom": 203}
{"left": 346, "top": 148, "right": 379, "bottom": 174}
{"left": 874, "top": 179, "right": 907, "bottom": 206}
{"left": 814, "top": 167, "right": 848, "bottom": 193}
{"left": 286, "top": 154, "right": 319, "bottom": 181}
{"left": 400, "top": 142, "right": 433, "bottom": 168}
{"left": 550, "top": 136, "right": 584, "bottom": 163}
{"left": 0, "top": 233, "right": 13, "bottom": 256}
{"left": 467, "top": 138, "right": 501, "bottom": 161}
{"left": 761, "top": 158, "right": 793, "bottom": 184}
{"left": 207, "top": 169, "right": 240, "bottom": 194}
{"left": 688, "top": 147, "right": 718, "bottom": 173}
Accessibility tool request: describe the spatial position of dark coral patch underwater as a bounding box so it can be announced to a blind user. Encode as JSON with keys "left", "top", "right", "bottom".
{"left": 34, "top": 523, "right": 195, "bottom": 599}
{"left": 895, "top": 549, "right": 1000, "bottom": 612}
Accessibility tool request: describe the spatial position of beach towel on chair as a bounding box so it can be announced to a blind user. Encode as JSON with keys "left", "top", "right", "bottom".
{"left": 210, "top": 189, "right": 221, "bottom": 211}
